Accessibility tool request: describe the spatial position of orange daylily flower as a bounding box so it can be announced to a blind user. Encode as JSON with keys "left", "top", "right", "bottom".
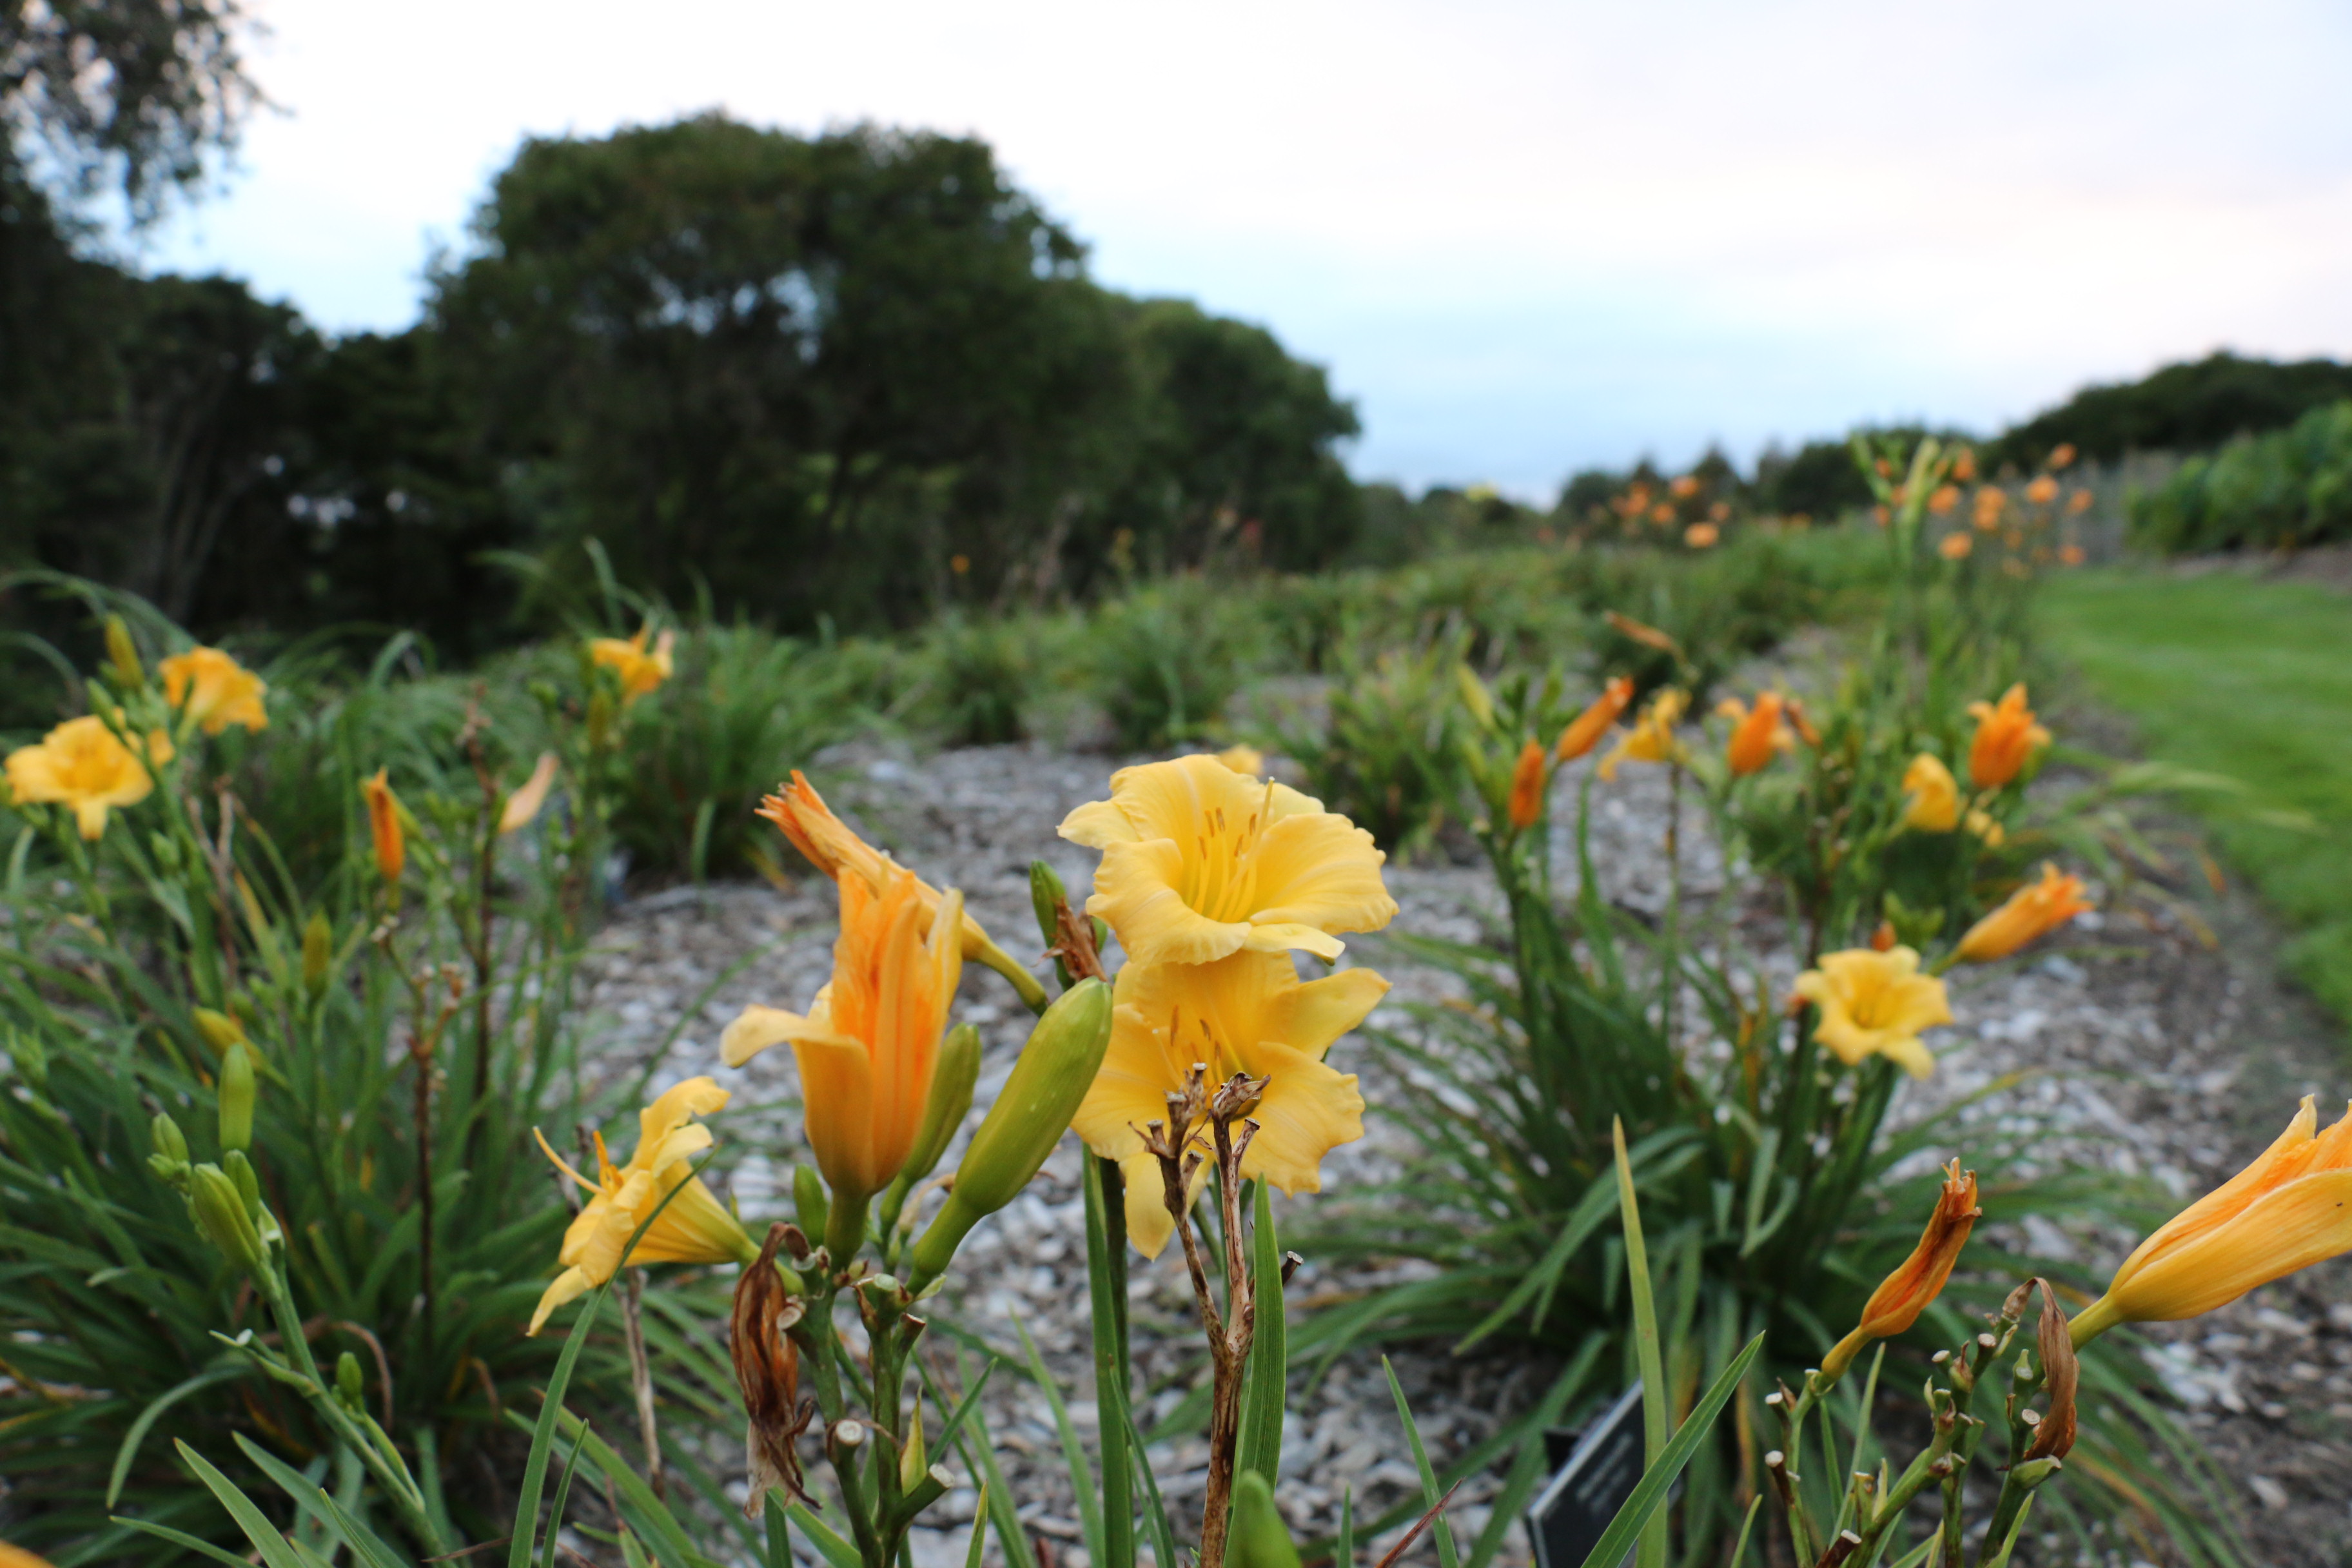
{"left": 1957, "top": 863, "right": 2091, "bottom": 963}
{"left": 1507, "top": 739, "right": 1547, "bottom": 829}
{"left": 1555, "top": 676, "right": 1634, "bottom": 762}
{"left": 722, "top": 863, "right": 963, "bottom": 1205}
{"left": 1717, "top": 692, "right": 1792, "bottom": 777}
{"left": 362, "top": 769, "right": 404, "bottom": 883}
{"left": 1821, "top": 1161, "right": 1980, "bottom": 1378}
{"left": 1938, "top": 533, "right": 1973, "bottom": 561}
{"left": 1683, "top": 522, "right": 1720, "bottom": 549}
{"left": 1965, "top": 683, "right": 2050, "bottom": 789}
{"left": 2071, "top": 1097, "right": 2352, "bottom": 1346}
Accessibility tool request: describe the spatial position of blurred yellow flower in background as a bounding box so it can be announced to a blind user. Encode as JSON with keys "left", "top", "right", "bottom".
{"left": 1598, "top": 688, "right": 1687, "bottom": 781}
{"left": 1217, "top": 743, "right": 1266, "bottom": 776}
{"left": 723, "top": 865, "right": 963, "bottom": 1206}
{"left": 161, "top": 646, "right": 269, "bottom": 734}
{"left": 590, "top": 623, "right": 676, "bottom": 704}
{"left": 2071, "top": 1096, "right": 2352, "bottom": 1345}
{"left": 5, "top": 715, "right": 162, "bottom": 839}
{"left": 499, "top": 752, "right": 560, "bottom": 833}
{"left": 1072, "top": 950, "right": 1386, "bottom": 1257}
{"left": 1059, "top": 754, "right": 1396, "bottom": 966}
{"left": 1900, "top": 752, "right": 1960, "bottom": 832}
{"left": 529, "top": 1077, "right": 756, "bottom": 1333}
{"left": 1957, "top": 862, "right": 2090, "bottom": 963}
{"left": 1793, "top": 946, "right": 1952, "bottom": 1079}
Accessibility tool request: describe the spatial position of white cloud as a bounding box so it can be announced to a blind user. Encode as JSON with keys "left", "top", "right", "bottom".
{"left": 153, "top": 0, "right": 2352, "bottom": 495}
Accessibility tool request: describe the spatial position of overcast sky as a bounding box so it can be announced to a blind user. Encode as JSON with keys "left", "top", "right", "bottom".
{"left": 149, "top": 0, "right": 2352, "bottom": 497}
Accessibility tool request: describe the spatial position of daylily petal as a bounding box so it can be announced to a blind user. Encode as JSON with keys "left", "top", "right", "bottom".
{"left": 1092, "top": 838, "right": 1248, "bottom": 966}
{"left": 529, "top": 1265, "right": 596, "bottom": 1335}
{"left": 1244, "top": 812, "right": 1399, "bottom": 942}
{"left": 2105, "top": 1169, "right": 2352, "bottom": 1323}
{"left": 1236, "top": 1039, "right": 1365, "bottom": 1194}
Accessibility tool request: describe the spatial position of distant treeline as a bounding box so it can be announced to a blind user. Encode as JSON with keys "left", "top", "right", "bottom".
{"left": 1554, "top": 352, "right": 2352, "bottom": 528}
{"left": 2, "top": 115, "right": 1360, "bottom": 654}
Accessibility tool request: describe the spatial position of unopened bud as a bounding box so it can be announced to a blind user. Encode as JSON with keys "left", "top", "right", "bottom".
{"left": 899, "top": 1406, "right": 928, "bottom": 1492}
{"left": 900, "top": 1024, "right": 979, "bottom": 1188}
{"left": 104, "top": 615, "right": 145, "bottom": 689}
{"left": 908, "top": 979, "right": 1112, "bottom": 1286}
{"left": 218, "top": 1042, "right": 257, "bottom": 1153}
{"left": 223, "top": 1148, "right": 262, "bottom": 1215}
{"left": 2010, "top": 1456, "right": 2064, "bottom": 1489}
{"left": 792, "top": 1165, "right": 830, "bottom": 1244}
{"left": 302, "top": 910, "right": 333, "bottom": 997}
{"left": 189, "top": 1163, "right": 265, "bottom": 1273}
{"left": 1228, "top": 1471, "right": 1304, "bottom": 1568}
{"left": 148, "top": 1113, "right": 191, "bottom": 1188}
{"left": 193, "top": 1007, "right": 248, "bottom": 1057}
{"left": 1030, "top": 861, "right": 1070, "bottom": 952}
{"left": 337, "top": 1351, "right": 365, "bottom": 1412}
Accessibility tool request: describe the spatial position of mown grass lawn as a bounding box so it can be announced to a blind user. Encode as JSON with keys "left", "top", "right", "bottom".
{"left": 2040, "top": 565, "right": 2352, "bottom": 1032}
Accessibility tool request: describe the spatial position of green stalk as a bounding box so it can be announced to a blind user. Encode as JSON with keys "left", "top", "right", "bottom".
{"left": 1612, "top": 1119, "right": 1669, "bottom": 1568}
{"left": 1085, "top": 1156, "right": 1135, "bottom": 1568}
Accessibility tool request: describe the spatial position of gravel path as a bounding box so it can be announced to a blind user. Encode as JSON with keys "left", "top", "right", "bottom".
{"left": 573, "top": 729, "right": 2352, "bottom": 1567}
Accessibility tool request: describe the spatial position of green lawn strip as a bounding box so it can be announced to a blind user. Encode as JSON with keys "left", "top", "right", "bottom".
{"left": 2039, "top": 566, "right": 2352, "bottom": 1028}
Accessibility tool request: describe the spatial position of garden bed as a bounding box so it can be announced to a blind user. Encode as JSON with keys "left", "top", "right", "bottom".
{"left": 576, "top": 731, "right": 2352, "bottom": 1566}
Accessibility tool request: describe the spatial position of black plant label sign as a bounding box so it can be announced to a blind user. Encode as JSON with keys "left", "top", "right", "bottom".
{"left": 1529, "top": 1383, "right": 1646, "bottom": 1568}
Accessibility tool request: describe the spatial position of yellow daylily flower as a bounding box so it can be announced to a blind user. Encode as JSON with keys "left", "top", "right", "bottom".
{"left": 1072, "top": 950, "right": 1387, "bottom": 1258}
{"left": 1217, "top": 743, "right": 1266, "bottom": 776}
{"left": 1957, "top": 863, "right": 2091, "bottom": 963}
{"left": 1900, "top": 753, "right": 1960, "bottom": 832}
{"left": 721, "top": 863, "right": 963, "bottom": 1206}
{"left": 1792, "top": 946, "right": 1953, "bottom": 1079}
{"left": 160, "top": 646, "right": 269, "bottom": 734}
{"left": 1598, "top": 689, "right": 1688, "bottom": 781}
{"left": 1058, "top": 754, "right": 1396, "bottom": 967}
{"left": 5, "top": 715, "right": 164, "bottom": 839}
{"left": 1964, "top": 808, "right": 2005, "bottom": 848}
{"left": 0, "top": 1544, "right": 59, "bottom": 1568}
{"left": 1966, "top": 682, "right": 2050, "bottom": 789}
{"left": 530, "top": 1077, "right": 757, "bottom": 1334}
{"left": 2071, "top": 1097, "right": 2352, "bottom": 1345}
{"left": 589, "top": 623, "right": 676, "bottom": 705}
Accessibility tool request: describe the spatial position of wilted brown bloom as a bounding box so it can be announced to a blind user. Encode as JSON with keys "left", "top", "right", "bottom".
{"left": 2024, "top": 1279, "right": 2079, "bottom": 1460}
{"left": 732, "top": 1223, "right": 813, "bottom": 1514}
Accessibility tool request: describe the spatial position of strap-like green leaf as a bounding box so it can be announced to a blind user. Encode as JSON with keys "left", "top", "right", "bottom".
{"left": 1571, "top": 1333, "right": 1766, "bottom": 1568}
{"left": 1235, "top": 1179, "right": 1286, "bottom": 1485}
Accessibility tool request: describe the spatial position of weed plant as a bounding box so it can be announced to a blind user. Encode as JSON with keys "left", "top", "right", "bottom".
{"left": 1264, "top": 627, "right": 1472, "bottom": 858}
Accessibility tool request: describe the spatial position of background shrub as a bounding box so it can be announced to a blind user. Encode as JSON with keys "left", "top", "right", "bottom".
{"left": 2129, "top": 400, "right": 2352, "bottom": 553}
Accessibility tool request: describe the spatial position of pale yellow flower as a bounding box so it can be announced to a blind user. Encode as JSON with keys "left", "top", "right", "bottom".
{"left": 722, "top": 863, "right": 962, "bottom": 1204}
{"left": 5, "top": 715, "right": 162, "bottom": 839}
{"left": 1217, "top": 744, "right": 1266, "bottom": 776}
{"left": 160, "top": 646, "right": 269, "bottom": 734}
{"left": 1059, "top": 754, "right": 1396, "bottom": 967}
{"left": 1900, "top": 753, "right": 1961, "bottom": 832}
{"left": 499, "top": 752, "right": 560, "bottom": 834}
{"left": 1792, "top": 946, "right": 1952, "bottom": 1079}
{"left": 1598, "top": 689, "right": 1688, "bottom": 781}
{"left": 1072, "top": 950, "right": 1387, "bottom": 1257}
{"left": 530, "top": 1078, "right": 757, "bottom": 1333}
{"left": 2072, "top": 1097, "right": 2352, "bottom": 1345}
{"left": 589, "top": 624, "right": 676, "bottom": 704}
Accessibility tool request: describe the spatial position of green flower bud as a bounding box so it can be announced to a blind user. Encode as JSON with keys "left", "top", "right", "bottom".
{"left": 1030, "top": 860, "right": 1069, "bottom": 949}
{"left": 336, "top": 1351, "right": 366, "bottom": 1413}
{"left": 218, "top": 1042, "right": 256, "bottom": 1153}
{"left": 1228, "top": 1472, "right": 1304, "bottom": 1568}
{"left": 189, "top": 1163, "right": 265, "bottom": 1274}
{"left": 908, "top": 979, "right": 1111, "bottom": 1287}
{"left": 792, "top": 1164, "right": 830, "bottom": 1244}
{"left": 151, "top": 1112, "right": 190, "bottom": 1166}
{"left": 104, "top": 615, "right": 145, "bottom": 689}
{"left": 301, "top": 910, "right": 333, "bottom": 998}
{"left": 193, "top": 1008, "right": 249, "bottom": 1058}
{"left": 223, "top": 1148, "right": 262, "bottom": 1215}
{"left": 901, "top": 1024, "right": 979, "bottom": 1189}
